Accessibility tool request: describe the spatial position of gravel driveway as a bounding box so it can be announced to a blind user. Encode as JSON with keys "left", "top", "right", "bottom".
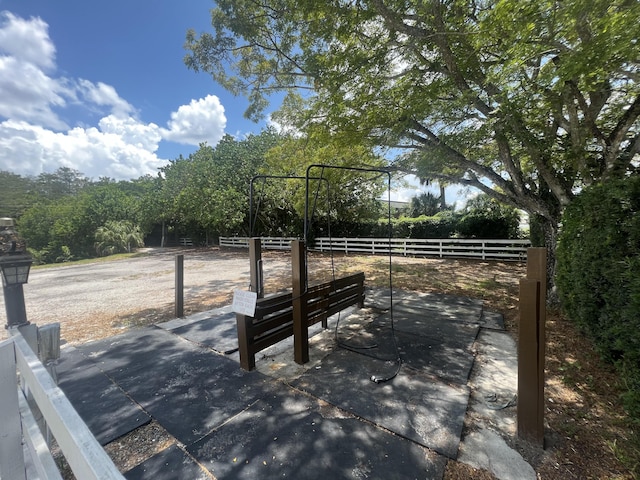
{"left": 0, "top": 248, "right": 292, "bottom": 344}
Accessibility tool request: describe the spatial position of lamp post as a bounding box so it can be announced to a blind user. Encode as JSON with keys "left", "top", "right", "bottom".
{"left": 1, "top": 218, "right": 32, "bottom": 328}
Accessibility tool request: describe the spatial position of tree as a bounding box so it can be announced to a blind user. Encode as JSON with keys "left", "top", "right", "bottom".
{"left": 159, "top": 130, "right": 283, "bottom": 238}
{"left": 409, "top": 192, "right": 441, "bottom": 217}
{"left": 18, "top": 173, "right": 150, "bottom": 263}
{"left": 262, "top": 133, "right": 387, "bottom": 237}
{"left": 95, "top": 220, "right": 144, "bottom": 256}
{"left": 0, "top": 171, "right": 35, "bottom": 218}
{"left": 19, "top": 194, "right": 90, "bottom": 263}
{"left": 185, "top": 0, "right": 640, "bottom": 288}
{"left": 457, "top": 194, "right": 521, "bottom": 239}
{"left": 35, "top": 167, "right": 89, "bottom": 200}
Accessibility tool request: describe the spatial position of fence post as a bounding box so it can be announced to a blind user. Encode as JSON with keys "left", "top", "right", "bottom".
{"left": 292, "top": 240, "right": 309, "bottom": 365}
{"left": 175, "top": 254, "right": 184, "bottom": 318}
{"left": 249, "top": 238, "right": 264, "bottom": 299}
{"left": 236, "top": 314, "right": 254, "bottom": 371}
{"left": 517, "top": 247, "right": 547, "bottom": 446}
{"left": 0, "top": 339, "right": 26, "bottom": 480}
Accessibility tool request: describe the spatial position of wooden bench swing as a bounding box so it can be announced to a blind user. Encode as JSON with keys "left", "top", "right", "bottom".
{"left": 236, "top": 238, "right": 365, "bottom": 371}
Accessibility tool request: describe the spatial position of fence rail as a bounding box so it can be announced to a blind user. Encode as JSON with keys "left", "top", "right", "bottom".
{"left": 220, "top": 236, "right": 530, "bottom": 261}
{"left": 220, "top": 236, "right": 297, "bottom": 250}
{"left": 0, "top": 331, "right": 124, "bottom": 480}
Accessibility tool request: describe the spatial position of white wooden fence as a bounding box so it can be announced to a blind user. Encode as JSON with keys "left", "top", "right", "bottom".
{"left": 0, "top": 329, "right": 124, "bottom": 480}
{"left": 220, "top": 236, "right": 298, "bottom": 250}
{"left": 220, "top": 236, "right": 530, "bottom": 261}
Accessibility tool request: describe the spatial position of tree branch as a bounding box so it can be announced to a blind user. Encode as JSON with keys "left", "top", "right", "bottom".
{"left": 606, "top": 95, "right": 640, "bottom": 172}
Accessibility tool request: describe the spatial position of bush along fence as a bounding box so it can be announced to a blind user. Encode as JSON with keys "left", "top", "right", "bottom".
{"left": 220, "top": 236, "right": 531, "bottom": 262}
{"left": 556, "top": 176, "right": 640, "bottom": 422}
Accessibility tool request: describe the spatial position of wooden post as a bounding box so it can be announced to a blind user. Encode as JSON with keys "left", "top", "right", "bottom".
{"left": 249, "top": 238, "right": 264, "bottom": 299}
{"left": 292, "top": 240, "right": 309, "bottom": 365}
{"left": 175, "top": 254, "right": 184, "bottom": 318}
{"left": 236, "top": 314, "right": 255, "bottom": 371}
{"left": 518, "top": 247, "right": 547, "bottom": 446}
{"left": 527, "top": 247, "right": 547, "bottom": 328}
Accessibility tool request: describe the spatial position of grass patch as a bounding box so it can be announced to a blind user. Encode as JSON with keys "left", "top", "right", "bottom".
{"left": 32, "top": 251, "right": 149, "bottom": 270}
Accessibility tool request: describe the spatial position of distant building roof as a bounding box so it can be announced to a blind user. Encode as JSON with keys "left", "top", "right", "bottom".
{"left": 388, "top": 200, "right": 410, "bottom": 211}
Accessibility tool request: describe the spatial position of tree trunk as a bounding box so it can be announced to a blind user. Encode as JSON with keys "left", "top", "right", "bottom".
{"left": 532, "top": 214, "right": 560, "bottom": 305}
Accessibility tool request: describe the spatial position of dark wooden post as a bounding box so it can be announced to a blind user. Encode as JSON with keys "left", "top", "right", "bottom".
{"left": 292, "top": 240, "right": 309, "bottom": 365}
{"left": 236, "top": 314, "right": 255, "bottom": 371}
{"left": 517, "top": 247, "right": 547, "bottom": 445}
{"left": 249, "top": 238, "right": 264, "bottom": 299}
{"left": 175, "top": 254, "right": 184, "bottom": 318}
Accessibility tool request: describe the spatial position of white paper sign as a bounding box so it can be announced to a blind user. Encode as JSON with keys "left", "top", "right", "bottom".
{"left": 232, "top": 289, "right": 258, "bottom": 316}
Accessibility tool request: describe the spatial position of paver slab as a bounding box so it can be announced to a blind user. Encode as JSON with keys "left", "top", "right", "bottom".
{"left": 56, "top": 347, "right": 151, "bottom": 445}
{"left": 338, "top": 308, "right": 478, "bottom": 385}
{"left": 169, "top": 311, "right": 239, "bottom": 354}
{"left": 292, "top": 348, "right": 469, "bottom": 459}
{"left": 124, "top": 445, "right": 209, "bottom": 480}
{"left": 77, "top": 328, "right": 274, "bottom": 446}
{"left": 188, "top": 389, "right": 447, "bottom": 480}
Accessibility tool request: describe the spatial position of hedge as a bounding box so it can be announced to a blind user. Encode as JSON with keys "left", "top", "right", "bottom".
{"left": 324, "top": 209, "right": 519, "bottom": 239}
{"left": 556, "top": 176, "right": 640, "bottom": 421}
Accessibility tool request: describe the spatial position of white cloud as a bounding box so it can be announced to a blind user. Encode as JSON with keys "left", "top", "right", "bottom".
{"left": 390, "top": 174, "right": 426, "bottom": 202}
{"left": 267, "top": 113, "right": 302, "bottom": 137}
{"left": 163, "top": 95, "right": 226, "bottom": 146}
{"left": 0, "top": 12, "right": 228, "bottom": 180}
{"left": 0, "top": 119, "right": 167, "bottom": 179}
{"left": 0, "top": 11, "right": 55, "bottom": 70}
{"left": 0, "top": 55, "right": 70, "bottom": 129}
{"left": 99, "top": 115, "right": 162, "bottom": 151}
{"left": 77, "top": 79, "right": 136, "bottom": 118}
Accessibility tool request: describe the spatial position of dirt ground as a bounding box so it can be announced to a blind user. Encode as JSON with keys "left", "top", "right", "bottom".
{"left": 6, "top": 247, "right": 639, "bottom": 479}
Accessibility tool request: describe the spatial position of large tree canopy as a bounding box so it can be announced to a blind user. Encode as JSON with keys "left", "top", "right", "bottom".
{"left": 185, "top": 0, "right": 640, "bottom": 273}
{"left": 159, "top": 131, "right": 282, "bottom": 237}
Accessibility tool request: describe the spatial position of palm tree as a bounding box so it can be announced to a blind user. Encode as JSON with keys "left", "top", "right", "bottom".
{"left": 410, "top": 192, "right": 441, "bottom": 217}
{"left": 95, "top": 220, "right": 144, "bottom": 256}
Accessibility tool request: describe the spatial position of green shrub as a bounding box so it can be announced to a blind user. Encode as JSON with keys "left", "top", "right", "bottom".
{"left": 385, "top": 213, "right": 460, "bottom": 238}
{"left": 314, "top": 196, "right": 520, "bottom": 239}
{"left": 556, "top": 176, "right": 640, "bottom": 421}
{"left": 457, "top": 195, "right": 521, "bottom": 239}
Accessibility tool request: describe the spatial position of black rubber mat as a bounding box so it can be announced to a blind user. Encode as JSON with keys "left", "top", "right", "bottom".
{"left": 392, "top": 296, "right": 484, "bottom": 327}
{"left": 75, "top": 327, "right": 191, "bottom": 381}
{"left": 292, "top": 347, "right": 469, "bottom": 459}
{"left": 169, "top": 312, "right": 239, "bottom": 354}
{"left": 56, "top": 347, "right": 150, "bottom": 445}
{"left": 335, "top": 306, "right": 479, "bottom": 385}
{"left": 124, "top": 445, "right": 209, "bottom": 480}
{"left": 77, "top": 327, "right": 274, "bottom": 446}
{"left": 188, "top": 389, "right": 447, "bottom": 479}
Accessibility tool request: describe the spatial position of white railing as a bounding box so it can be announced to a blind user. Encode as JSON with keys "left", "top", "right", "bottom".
{"left": 219, "top": 236, "right": 530, "bottom": 261}
{"left": 314, "top": 237, "right": 530, "bottom": 261}
{"left": 0, "top": 331, "right": 124, "bottom": 480}
{"left": 220, "top": 236, "right": 298, "bottom": 250}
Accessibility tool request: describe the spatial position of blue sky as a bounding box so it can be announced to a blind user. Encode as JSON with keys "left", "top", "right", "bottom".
{"left": 0, "top": 0, "right": 256, "bottom": 179}
{"left": 0, "top": 0, "right": 459, "bottom": 203}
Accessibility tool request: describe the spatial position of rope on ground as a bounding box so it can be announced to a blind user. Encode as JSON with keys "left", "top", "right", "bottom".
{"left": 485, "top": 393, "right": 517, "bottom": 410}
